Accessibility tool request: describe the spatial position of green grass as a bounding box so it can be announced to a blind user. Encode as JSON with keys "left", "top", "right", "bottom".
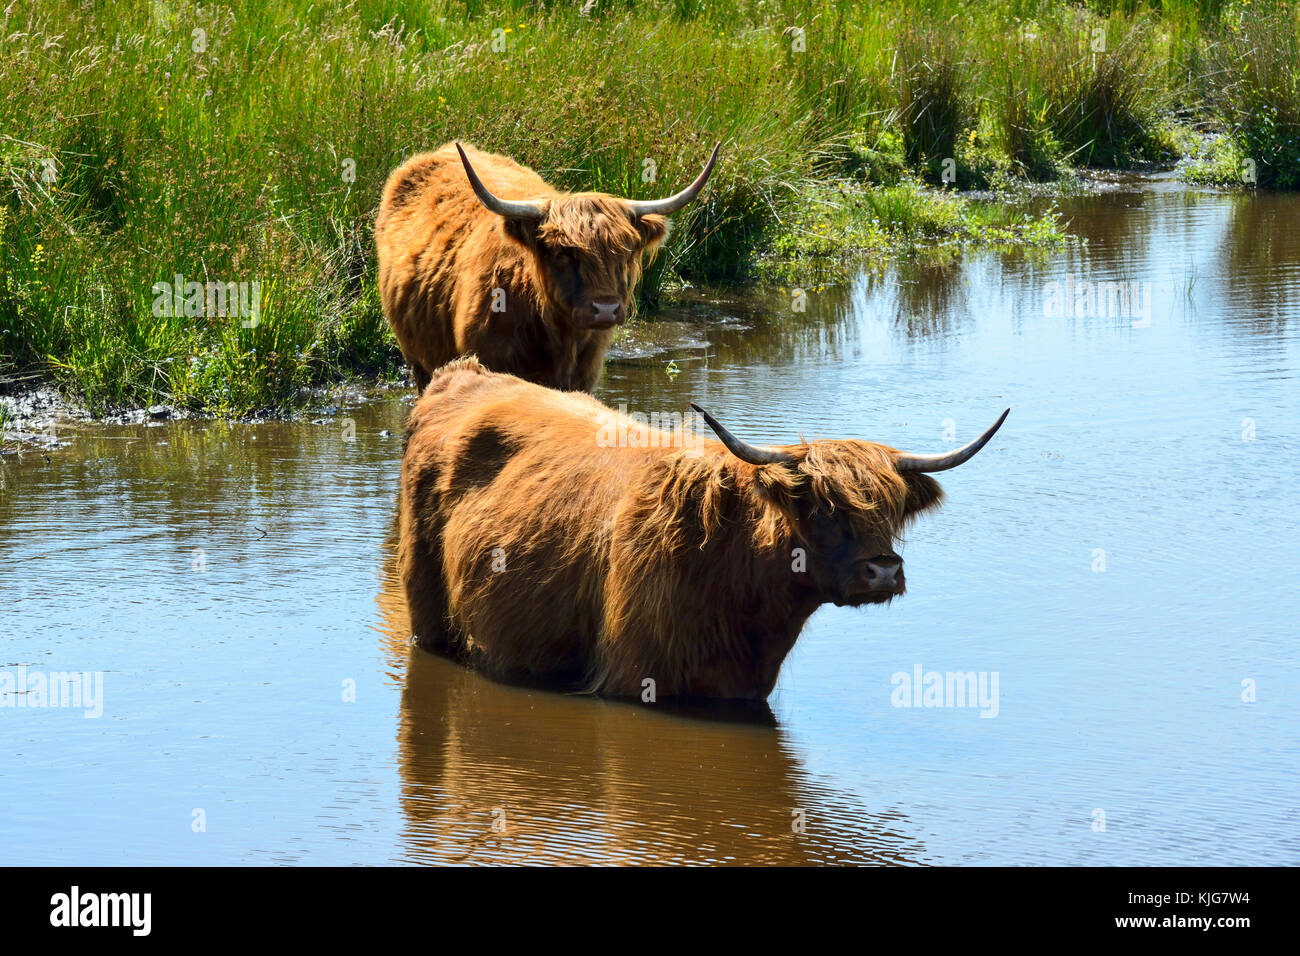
{"left": 1, "top": 0, "right": 1297, "bottom": 414}
{"left": 1209, "top": 2, "right": 1300, "bottom": 187}
{"left": 760, "top": 179, "right": 1067, "bottom": 283}
{"left": 1179, "top": 130, "right": 1251, "bottom": 184}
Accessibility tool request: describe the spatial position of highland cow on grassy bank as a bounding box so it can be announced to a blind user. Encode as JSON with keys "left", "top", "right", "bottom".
{"left": 375, "top": 142, "right": 718, "bottom": 392}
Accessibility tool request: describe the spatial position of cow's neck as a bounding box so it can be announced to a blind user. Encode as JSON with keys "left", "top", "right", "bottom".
{"left": 747, "top": 590, "right": 821, "bottom": 699}
{"left": 686, "top": 559, "right": 821, "bottom": 700}
{"left": 536, "top": 317, "right": 608, "bottom": 391}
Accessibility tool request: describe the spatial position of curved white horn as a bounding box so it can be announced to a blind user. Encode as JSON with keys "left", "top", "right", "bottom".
{"left": 456, "top": 142, "right": 546, "bottom": 220}
{"left": 894, "top": 409, "right": 1010, "bottom": 473}
{"left": 627, "top": 143, "right": 721, "bottom": 217}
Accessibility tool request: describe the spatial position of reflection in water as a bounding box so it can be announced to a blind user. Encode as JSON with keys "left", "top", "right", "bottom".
{"left": 1220, "top": 192, "right": 1299, "bottom": 334}
{"left": 374, "top": 536, "right": 926, "bottom": 865}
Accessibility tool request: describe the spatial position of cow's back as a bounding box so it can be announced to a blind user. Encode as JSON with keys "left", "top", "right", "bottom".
{"left": 399, "top": 358, "right": 635, "bottom": 684}
{"left": 400, "top": 358, "right": 807, "bottom": 698}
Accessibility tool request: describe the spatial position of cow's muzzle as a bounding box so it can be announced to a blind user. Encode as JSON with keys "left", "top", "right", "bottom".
{"left": 833, "top": 555, "right": 906, "bottom": 607}
{"left": 582, "top": 300, "right": 626, "bottom": 330}
{"left": 863, "top": 555, "right": 904, "bottom": 593}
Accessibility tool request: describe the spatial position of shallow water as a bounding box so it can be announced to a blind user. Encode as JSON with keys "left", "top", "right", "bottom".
{"left": 2, "top": 176, "right": 1297, "bottom": 865}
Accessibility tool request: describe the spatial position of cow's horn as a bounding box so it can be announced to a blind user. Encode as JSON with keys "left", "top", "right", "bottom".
{"left": 627, "top": 143, "right": 721, "bottom": 217}
{"left": 456, "top": 142, "right": 546, "bottom": 220}
{"left": 691, "top": 403, "right": 797, "bottom": 466}
{"left": 894, "top": 409, "right": 1010, "bottom": 473}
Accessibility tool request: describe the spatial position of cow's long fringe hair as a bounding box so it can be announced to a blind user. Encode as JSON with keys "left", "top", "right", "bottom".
{"left": 527, "top": 194, "right": 668, "bottom": 321}
{"left": 540, "top": 195, "right": 666, "bottom": 262}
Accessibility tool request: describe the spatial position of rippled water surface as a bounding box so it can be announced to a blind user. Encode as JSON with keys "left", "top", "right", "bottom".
{"left": 3, "top": 177, "right": 1297, "bottom": 864}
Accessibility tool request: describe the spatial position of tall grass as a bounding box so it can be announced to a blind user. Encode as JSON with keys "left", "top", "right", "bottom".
{"left": 1208, "top": 2, "right": 1300, "bottom": 188}
{"left": 0, "top": 0, "right": 1296, "bottom": 413}
{"left": 1043, "top": 14, "right": 1172, "bottom": 166}
{"left": 895, "top": 25, "right": 973, "bottom": 181}
{"left": 978, "top": 9, "right": 1174, "bottom": 172}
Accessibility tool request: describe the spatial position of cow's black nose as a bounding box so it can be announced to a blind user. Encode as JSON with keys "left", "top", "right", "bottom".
{"left": 864, "top": 555, "right": 903, "bottom": 590}
{"left": 590, "top": 300, "right": 624, "bottom": 326}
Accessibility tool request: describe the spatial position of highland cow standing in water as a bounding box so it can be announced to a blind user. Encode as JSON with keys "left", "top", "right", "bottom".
{"left": 398, "top": 357, "right": 1009, "bottom": 700}
{"left": 375, "top": 141, "right": 719, "bottom": 392}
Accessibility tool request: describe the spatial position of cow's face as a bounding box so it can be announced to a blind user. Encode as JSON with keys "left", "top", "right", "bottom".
{"left": 504, "top": 196, "right": 667, "bottom": 331}
{"left": 692, "top": 403, "right": 1007, "bottom": 610}
{"left": 789, "top": 462, "right": 943, "bottom": 608}
{"left": 456, "top": 142, "right": 717, "bottom": 332}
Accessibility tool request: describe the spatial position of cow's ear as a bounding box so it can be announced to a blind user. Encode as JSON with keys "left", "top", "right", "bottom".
{"left": 902, "top": 474, "right": 944, "bottom": 519}
{"left": 635, "top": 213, "right": 669, "bottom": 251}
{"left": 501, "top": 215, "right": 544, "bottom": 251}
{"left": 752, "top": 464, "right": 804, "bottom": 517}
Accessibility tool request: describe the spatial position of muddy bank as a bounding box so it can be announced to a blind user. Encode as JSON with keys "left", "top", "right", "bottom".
{"left": 0, "top": 379, "right": 415, "bottom": 451}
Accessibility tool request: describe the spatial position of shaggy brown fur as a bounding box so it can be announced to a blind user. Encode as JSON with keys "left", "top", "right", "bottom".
{"left": 375, "top": 143, "right": 669, "bottom": 392}
{"left": 398, "top": 357, "right": 955, "bottom": 701}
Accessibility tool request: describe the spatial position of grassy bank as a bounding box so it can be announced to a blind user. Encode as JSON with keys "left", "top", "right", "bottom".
{"left": 2, "top": 0, "right": 1297, "bottom": 414}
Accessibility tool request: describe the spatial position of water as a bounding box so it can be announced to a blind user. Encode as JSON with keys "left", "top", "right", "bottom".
{"left": 3, "top": 176, "right": 1297, "bottom": 865}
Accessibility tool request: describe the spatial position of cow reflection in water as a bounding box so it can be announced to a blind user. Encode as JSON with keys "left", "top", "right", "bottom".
{"left": 376, "top": 540, "right": 926, "bottom": 865}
